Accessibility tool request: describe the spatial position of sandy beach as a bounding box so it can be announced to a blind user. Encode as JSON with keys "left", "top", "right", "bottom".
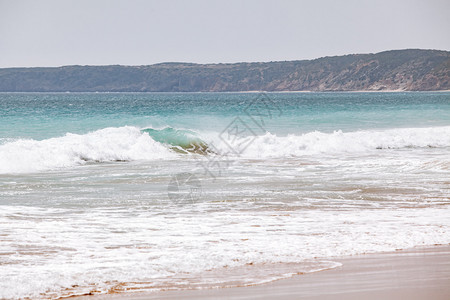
{"left": 73, "top": 245, "right": 450, "bottom": 300}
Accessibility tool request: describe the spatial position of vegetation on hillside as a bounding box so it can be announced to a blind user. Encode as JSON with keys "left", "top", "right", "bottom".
{"left": 0, "top": 49, "right": 448, "bottom": 92}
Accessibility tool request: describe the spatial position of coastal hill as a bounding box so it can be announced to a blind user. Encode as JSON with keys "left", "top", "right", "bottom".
{"left": 0, "top": 49, "right": 449, "bottom": 92}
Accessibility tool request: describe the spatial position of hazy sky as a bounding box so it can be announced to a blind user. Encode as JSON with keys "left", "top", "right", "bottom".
{"left": 0, "top": 0, "right": 449, "bottom": 67}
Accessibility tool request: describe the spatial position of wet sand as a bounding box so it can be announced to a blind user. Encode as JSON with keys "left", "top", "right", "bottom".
{"left": 74, "top": 245, "right": 450, "bottom": 300}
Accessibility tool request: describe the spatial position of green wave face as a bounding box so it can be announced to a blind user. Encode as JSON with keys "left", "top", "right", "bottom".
{"left": 142, "top": 127, "right": 210, "bottom": 154}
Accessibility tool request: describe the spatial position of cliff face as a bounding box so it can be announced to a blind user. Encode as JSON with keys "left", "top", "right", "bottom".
{"left": 0, "top": 49, "right": 449, "bottom": 92}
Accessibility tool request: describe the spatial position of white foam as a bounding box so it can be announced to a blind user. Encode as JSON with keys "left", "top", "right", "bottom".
{"left": 0, "top": 205, "right": 449, "bottom": 299}
{"left": 0, "top": 126, "right": 176, "bottom": 173}
{"left": 214, "top": 126, "right": 450, "bottom": 158}
{"left": 1, "top": 126, "right": 449, "bottom": 174}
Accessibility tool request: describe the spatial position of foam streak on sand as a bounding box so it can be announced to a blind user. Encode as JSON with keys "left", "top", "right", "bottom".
{"left": 78, "top": 246, "right": 450, "bottom": 300}
{"left": 0, "top": 204, "right": 450, "bottom": 299}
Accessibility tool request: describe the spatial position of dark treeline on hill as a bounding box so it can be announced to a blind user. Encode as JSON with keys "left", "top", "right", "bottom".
{"left": 0, "top": 49, "right": 449, "bottom": 92}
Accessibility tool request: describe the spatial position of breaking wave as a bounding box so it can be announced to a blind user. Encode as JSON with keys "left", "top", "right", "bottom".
{"left": 0, "top": 127, "right": 175, "bottom": 174}
{"left": 142, "top": 127, "right": 210, "bottom": 154}
{"left": 1, "top": 126, "right": 449, "bottom": 173}
{"left": 230, "top": 126, "right": 450, "bottom": 158}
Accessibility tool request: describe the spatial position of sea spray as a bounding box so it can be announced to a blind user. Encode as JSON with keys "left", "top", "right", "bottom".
{"left": 1, "top": 126, "right": 450, "bottom": 173}
{"left": 0, "top": 126, "right": 175, "bottom": 173}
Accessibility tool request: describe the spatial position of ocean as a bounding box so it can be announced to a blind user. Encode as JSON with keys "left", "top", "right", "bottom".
{"left": 0, "top": 92, "right": 449, "bottom": 298}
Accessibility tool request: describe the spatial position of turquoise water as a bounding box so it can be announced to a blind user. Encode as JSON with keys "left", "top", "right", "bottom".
{"left": 1, "top": 92, "right": 449, "bottom": 141}
{"left": 0, "top": 92, "right": 449, "bottom": 299}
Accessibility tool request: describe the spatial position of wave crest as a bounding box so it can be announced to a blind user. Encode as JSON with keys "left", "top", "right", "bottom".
{"left": 226, "top": 126, "right": 450, "bottom": 158}
{"left": 142, "top": 127, "right": 211, "bottom": 154}
{"left": 1, "top": 126, "right": 449, "bottom": 173}
{"left": 0, "top": 127, "right": 175, "bottom": 173}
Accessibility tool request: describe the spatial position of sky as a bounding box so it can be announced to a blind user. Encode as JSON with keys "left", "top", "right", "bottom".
{"left": 0, "top": 0, "right": 449, "bottom": 67}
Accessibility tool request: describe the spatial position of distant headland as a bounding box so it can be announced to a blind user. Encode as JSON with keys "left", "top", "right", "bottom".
{"left": 0, "top": 49, "right": 448, "bottom": 92}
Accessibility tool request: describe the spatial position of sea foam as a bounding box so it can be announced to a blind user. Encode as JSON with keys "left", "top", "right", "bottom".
{"left": 0, "top": 126, "right": 175, "bottom": 174}
{"left": 219, "top": 126, "right": 450, "bottom": 158}
{"left": 1, "top": 126, "right": 450, "bottom": 173}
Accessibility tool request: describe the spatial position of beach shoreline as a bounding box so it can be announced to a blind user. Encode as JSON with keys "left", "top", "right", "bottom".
{"left": 72, "top": 244, "right": 450, "bottom": 300}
